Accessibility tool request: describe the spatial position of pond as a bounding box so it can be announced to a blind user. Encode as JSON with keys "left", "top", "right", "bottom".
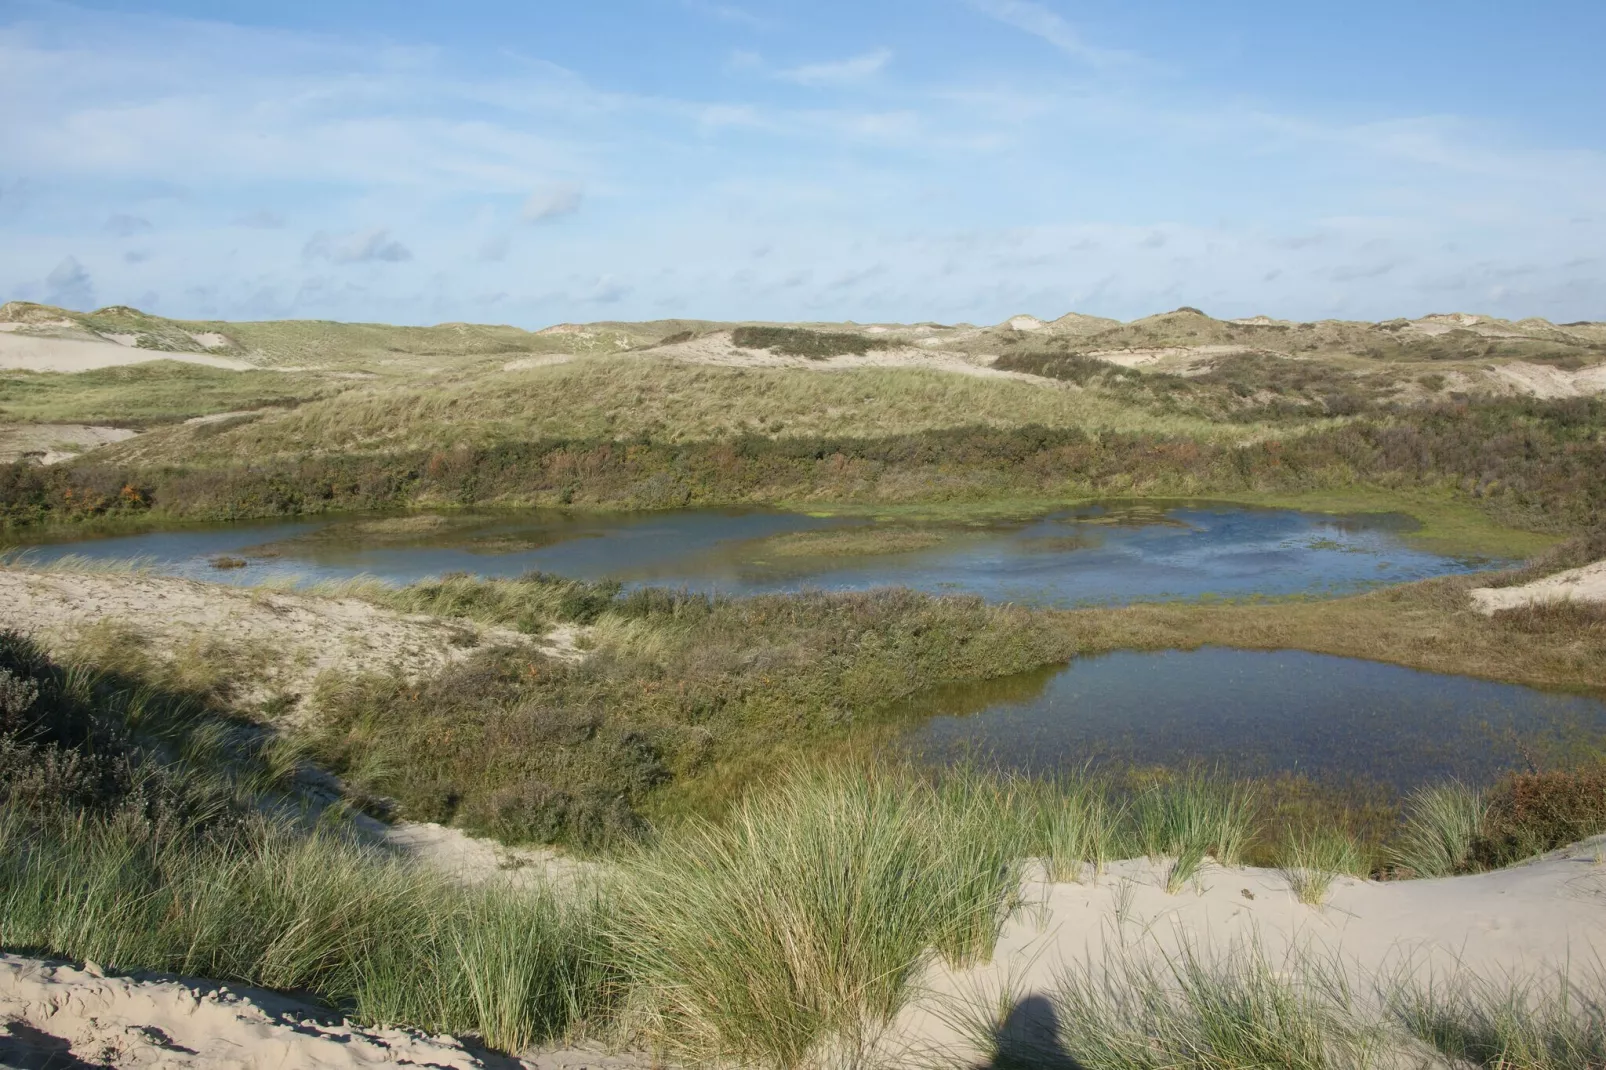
{"left": 11, "top": 500, "right": 1496, "bottom": 607}
{"left": 892, "top": 648, "right": 1606, "bottom": 788}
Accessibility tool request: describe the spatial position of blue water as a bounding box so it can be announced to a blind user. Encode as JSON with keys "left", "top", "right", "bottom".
{"left": 897, "top": 648, "right": 1606, "bottom": 787}
{"left": 9, "top": 500, "right": 1495, "bottom": 608}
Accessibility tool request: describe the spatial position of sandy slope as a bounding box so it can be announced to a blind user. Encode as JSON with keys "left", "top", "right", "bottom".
{"left": 890, "top": 838, "right": 1606, "bottom": 1063}
{"left": 0, "top": 423, "right": 139, "bottom": 464}
{"left": 0, "top": 569, "right": 530, "bottom": 719}
{"left": 0, "top": 333, "right": 254, "bottom": 372}
{"left": 6, "top": 843, "right": 1600, "bottom": 1068}
{"left": 0, "top": 956, "right": 651, "bottom": 1070}
{"left": 1471, "top": 558, "right": 1606, "bottom": 614}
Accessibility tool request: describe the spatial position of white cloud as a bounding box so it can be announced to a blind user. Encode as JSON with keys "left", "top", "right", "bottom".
{"left": 304, "top": 227, "right": 413, "bottom": 264}
{"left": 522, "top": 184, "right": 583, "bottom": 224}
{"left": 967, "top": 0, "right": 1141, "bottom": 68}
{"left": 777, "top": 49, "right": 892, "bottom": 87}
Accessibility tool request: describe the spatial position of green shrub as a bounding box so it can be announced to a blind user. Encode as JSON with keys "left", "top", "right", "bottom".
{"left": 730, "top": 326, "right": 887, "bottom": 359}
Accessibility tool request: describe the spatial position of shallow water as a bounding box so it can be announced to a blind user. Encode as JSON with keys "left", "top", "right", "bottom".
{"left": 11, "top": 500, "right": 1493, "bottom": 607}
{"left": 894, "top": 648, "right": 1606, "bottom": 787}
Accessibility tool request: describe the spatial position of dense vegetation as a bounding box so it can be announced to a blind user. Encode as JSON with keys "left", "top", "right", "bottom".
{"left": 4, "top": 397, "right": 1603, "bottom": 537}
{"left": 730, "top": 325, "right": 889, "bottom": 358}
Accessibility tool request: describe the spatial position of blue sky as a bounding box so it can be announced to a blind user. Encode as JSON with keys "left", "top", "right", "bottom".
{"left": 3, "top": 0, "right": 1603, "bottom": 326}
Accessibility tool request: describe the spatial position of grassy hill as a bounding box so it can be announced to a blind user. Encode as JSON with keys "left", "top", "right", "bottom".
{"left": 3, "top": 301, "right": 1604, "bottom": 544}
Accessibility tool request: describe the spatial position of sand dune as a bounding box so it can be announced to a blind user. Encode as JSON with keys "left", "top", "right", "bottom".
{"left": 0, "top": 332, "right": 254, "bottom": 373}
{"left": 1471, "top": 558, "right": 1606, "bottom": 613}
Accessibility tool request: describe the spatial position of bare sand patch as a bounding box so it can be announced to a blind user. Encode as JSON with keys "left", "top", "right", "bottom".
{"left": 1488, "top": 360, "right": 1606, "bottom": 398}
{"left": 1471, "top": 558, "right": 1606, "bottom": 614}
{"left": 639, "top": 330, "right": 1047, "bottom": 383}
{"left": 1085, "top": 343, "right": 1250, "bottom": 375}
{"left": 892, "top": 838, "right": 1606, "bottom": 1062}
{"left": 0, "top": 422, "right": 138, "bottom": 463}
{"left": 0, "top": 955, "right": 528, "bottom": 1070}
{"left": 0, "top": 333, "right": 255, "bottom": 373}
{"left": 0, "top": 569, "right": 529, "bottom": 720}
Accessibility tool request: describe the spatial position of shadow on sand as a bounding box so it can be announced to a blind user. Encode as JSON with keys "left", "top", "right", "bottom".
{"left": 979, "top": 994, "right": 1082, "bottom": 1069}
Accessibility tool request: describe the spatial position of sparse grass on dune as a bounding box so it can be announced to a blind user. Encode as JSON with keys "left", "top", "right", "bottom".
{"left": 0, "top": 362, "right": 339, "bottom": 427}
{"left": 1393, "top": 970, "right": 1606, "bottom": 1070}
{"left": 975, "top": 941, "right": 1606, "bottom": 1070}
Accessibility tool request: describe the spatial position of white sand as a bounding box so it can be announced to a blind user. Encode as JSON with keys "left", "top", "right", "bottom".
{"left": 1471, "top": 558, "right": 1606, "bottom": 614}
{"left": 891, "top": 839, "right": 1606, "bottom": 1062}
{"left": 0, "top": 956, "right": 651, "bottom": 1069}
{"left": 1085, "top": 343, "right": 1248, "bottom": 374}
{"left": 0, "top": 570, "right": 530, "bottom": 721}
{"left": 0, "top": 422, "right": 139, "bottom": 464}
{"left": 1488, "top": 360, "right": 1606, "bottom": 398}
{"left": 0, "top": 333, "right": 254, "bottom": 372}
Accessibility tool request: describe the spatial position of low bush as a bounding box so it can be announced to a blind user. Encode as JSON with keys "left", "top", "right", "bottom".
{"left": 730, "top": 325, "right": 887, "bottom": 359}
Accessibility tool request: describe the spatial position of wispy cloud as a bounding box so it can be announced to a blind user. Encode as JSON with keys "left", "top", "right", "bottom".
{"left": 967, "top": 0, "right": 1142, "bottom": 68}
{"left": 684, "top": 0, "right": 771, "bottom": 30}
{"left": 103, "top": 213, "right": 151, "bottom": 237}
{"left": 522, "top": 184, "right": 584, "bottom": 224}
{"left": 304, "top": 228, "right": 413, "bottom": 264}
{"left": 777, "top": 49, "right": 892, "bottom": 87}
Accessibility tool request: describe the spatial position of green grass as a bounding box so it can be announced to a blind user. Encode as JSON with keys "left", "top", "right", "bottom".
{"left": 744, "top": 525, "right": 958, "bottom": 558}
{"left": 976, "top": 944, "right": 1606, "bottom": 1070}
{"left": 1386, "top": 783, "right": 1487, "bottom": 878}
{"left": 0, "top": 362, "right": 338, "bottom": 427}
{"left": 1393, "top": 971, "right": 1606, "bottom": 1070}
{"left": 989, "top": 944, "right": 1372, "bottom": 1070}
{"left": 1278, "top": 824, "right": 1370, "bottom": 905}
{"left": 120, "top": 357, "right": 1254, "bottom": 464}
{"left": 0, "top": 810, "right": 613, "bottom": 1053}
{"left": 610, "top": 766, "right": 1024, "bottom": 1068}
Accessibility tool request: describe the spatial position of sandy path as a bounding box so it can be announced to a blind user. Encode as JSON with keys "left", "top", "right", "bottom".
{"left": 1471, "top": 558, "right": 1606, "bottom": 613}
{"left": 0, "top": 569, "right": 529, "bottom": 718}
{"left": 0, "top": 333, "right": 254, "bottom": 373}
{"left": 892, "top": 838, "right": 1606, "bottom": 1062}
{"left": 0, "top": 423, "right": 139, "bottom": 464}
{"left": 0, "top": 956, "right": 651, "bottom": 1070}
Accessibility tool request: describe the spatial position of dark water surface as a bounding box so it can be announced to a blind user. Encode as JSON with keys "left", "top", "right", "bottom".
{"left": 894, "top": 648, "right": 1606, "bottom": 788}
{"left": 12, "top": 501, "right": 1493, "bottom": 607}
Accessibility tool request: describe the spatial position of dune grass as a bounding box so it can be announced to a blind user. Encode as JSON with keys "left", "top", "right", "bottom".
{"left": 0, "top": 810, "right": 613, "bottom": 1053}
{"left": 1386, "top": 783, "right": 1487, "bottom": 878}
{"left": 1392, "top": 971, "right": 1606, "bottom": 1070}
{"left": 1278, "top": 825, "right": 1370, "bottom": 905}
{"left": 610, "top": 767, "right": 1026, "bottom": 1068}
{"left": 975, "top": 942, "right": 1606, "bottom": 1070}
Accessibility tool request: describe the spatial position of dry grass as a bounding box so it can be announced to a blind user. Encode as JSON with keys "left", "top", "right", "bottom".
{"left": 116, "top": 357, "right": 1265, "bottom": 464}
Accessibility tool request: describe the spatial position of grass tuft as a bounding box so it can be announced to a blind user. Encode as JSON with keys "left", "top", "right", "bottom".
{"left": 1279, "top": 825, "right": 1369, "bottom": 905}
{"left": 608, "top": 766, "right": 1023, "bottom": 1069}
{"left": 1388, "top": 782, "right": 1486, "bottom": 877}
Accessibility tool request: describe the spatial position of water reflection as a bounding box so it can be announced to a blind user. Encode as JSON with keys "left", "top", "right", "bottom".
{"left": 12, "top": 500, "right": 1495, "bottom": 607}
{"left": 893, "top": 648, "right": 1606, "bottom": 787}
